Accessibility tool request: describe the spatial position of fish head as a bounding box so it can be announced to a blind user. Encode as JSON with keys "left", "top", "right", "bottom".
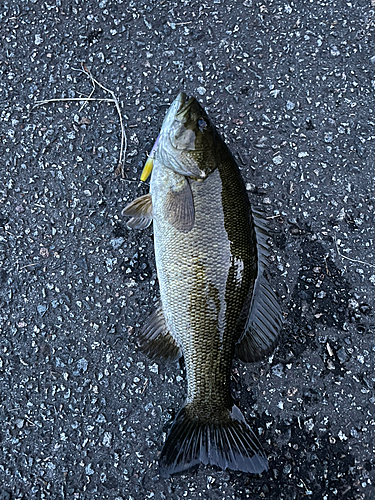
{"left": 158, "top": 92, "right": 218, "bottom": 179}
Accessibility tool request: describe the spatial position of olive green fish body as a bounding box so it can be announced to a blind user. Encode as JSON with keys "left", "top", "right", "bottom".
{"left": 151, "top": 151, "right": 254, "bottom": 415}
{"left": 122, "top": 93, "right": 282, "bottom": 476}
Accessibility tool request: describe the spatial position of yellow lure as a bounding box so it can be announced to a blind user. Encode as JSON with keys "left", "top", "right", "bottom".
{"left": 140, "top": 134, "right": 161, "bottom": 182}
{"left": 140, "top": 156, "right": 154, "bottom": 182}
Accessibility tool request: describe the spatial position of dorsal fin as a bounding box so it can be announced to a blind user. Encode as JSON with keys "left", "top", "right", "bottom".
{"left": 235, "top": 208, "right": 283, "bottom": 362}
{"left": 252, "top": 207, "right": 271, "bottom": 270}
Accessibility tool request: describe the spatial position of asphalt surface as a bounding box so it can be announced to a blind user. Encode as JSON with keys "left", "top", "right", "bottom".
{"left": 1, "top": 0, "right": 375, "bottom": 499}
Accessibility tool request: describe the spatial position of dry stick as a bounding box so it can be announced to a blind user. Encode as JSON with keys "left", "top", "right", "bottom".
{"left": 81, "top": 63, "right": 127, "bottom": 178}
{"left": 19, "top": 263, "right": 38, "bottom": 270}
{"left": 76, "top": 65, "right": 96, "bottom": 113}
{"left": 34, "top": 65, "right": 127, "bottom": 178}
{"left": 334, "top": 230, "right": 375, "bottom": 268}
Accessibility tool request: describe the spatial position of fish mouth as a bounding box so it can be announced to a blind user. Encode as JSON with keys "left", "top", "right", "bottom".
{"left": 176, "top": 92, "right": 195, "bottom": 118}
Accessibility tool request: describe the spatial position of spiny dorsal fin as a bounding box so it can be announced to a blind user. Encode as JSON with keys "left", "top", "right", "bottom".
{"left": 235, "top": 208, "right": 283, "bottom": 362}
{"left": 122, "top": 193, "right": 152, "bottom": 230}
{"left": 139, "top": 304, "right": 182, "bottom": 362}
{"left": 164, "top": 177, "right": 195, "bottom": 233}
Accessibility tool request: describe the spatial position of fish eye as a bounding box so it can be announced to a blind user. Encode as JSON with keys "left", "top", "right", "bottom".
{"left": 197, "top": 117, "right": 208, "bottom": 132}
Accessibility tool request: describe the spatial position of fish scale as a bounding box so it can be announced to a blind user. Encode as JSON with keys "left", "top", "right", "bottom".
{"left": 153, "top": 168, "right": 237, "bottom": 409}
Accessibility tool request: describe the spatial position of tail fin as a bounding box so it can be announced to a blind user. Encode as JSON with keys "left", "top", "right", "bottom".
{"left": 159, "top": 404, "right": 268, "bottom": 477}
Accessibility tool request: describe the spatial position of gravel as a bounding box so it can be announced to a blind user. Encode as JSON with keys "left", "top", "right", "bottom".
{"left": 0, "top": 0, "right": 374, "bottom": 499}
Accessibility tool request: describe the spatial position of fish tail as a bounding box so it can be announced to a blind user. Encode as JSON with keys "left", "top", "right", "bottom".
{"left": 159, "top": 403, "right": 268, "bottom": 477}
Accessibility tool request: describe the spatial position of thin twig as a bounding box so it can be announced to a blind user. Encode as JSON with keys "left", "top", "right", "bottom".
{"left": 323, "top": 255, "right": 330, "bottom": 276}
{"left": 24, "top": 416, "right": 36, "bottom": 426}
{"left": 71, "top": 66, "right": 96, "bottom": 112}
{"left": 81, "top": 63, "right": 127, "bottom": 177}
{"left": 33, "top": 63, "right": 127, "bottom": 178}
{"left": 141, "top": 379, "right": 149, "bottom": 395}
{"left": 334, "top": 231, "right": 375, "bottom": 268}
{"left": 19, "top": 263, "right": 38, "bottom": 270}
{"left": 34, "top": 97, "right": 116, "bottom": 106}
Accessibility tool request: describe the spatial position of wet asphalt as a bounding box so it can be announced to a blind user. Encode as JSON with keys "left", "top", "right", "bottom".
{"left": 0, "top": 0, "right": 374, "bottom": 499}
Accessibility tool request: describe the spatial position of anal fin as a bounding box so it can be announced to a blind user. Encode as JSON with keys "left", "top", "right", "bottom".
{"left": 139, "top": 304, "right": 181, "bottom": 362}
{"left": 122, "top": 193, "right": 152, "bottom": 230}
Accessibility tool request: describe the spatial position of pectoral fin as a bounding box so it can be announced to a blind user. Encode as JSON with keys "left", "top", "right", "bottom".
{"left": 164, "top": 177, "right": 195, "bottom": 233}
{"left": 139, "top": 304, "right": 182, "bottom": 362}
{"left": 122, "top": 193, "right": 152, "bottom": 230}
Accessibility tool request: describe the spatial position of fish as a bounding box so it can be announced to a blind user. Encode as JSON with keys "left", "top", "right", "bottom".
{"left": 122, "top": 92, "right": 282, "bottom": 477}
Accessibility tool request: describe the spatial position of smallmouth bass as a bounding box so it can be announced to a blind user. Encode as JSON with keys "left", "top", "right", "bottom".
{"left": 122, "top": 92, "right": 282, "bottom": 477}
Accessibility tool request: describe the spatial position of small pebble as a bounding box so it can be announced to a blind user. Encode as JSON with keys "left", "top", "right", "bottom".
{"left": 111, "top": 237, "right": 125, "bottom": 250}
{"left": 336, "top": 347, "right": 349, "bottom": 363}
{"left": 324, "top": 131, "right": 334, "bottom": 143}
{"left": 286, "top": 100, "right": 295, "bottom": 110}
{"left": 34, "top": 34, "right": 43, "bottom": 45}
{"left": 37, "top": 304, "right": 48, "bottom": 316}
